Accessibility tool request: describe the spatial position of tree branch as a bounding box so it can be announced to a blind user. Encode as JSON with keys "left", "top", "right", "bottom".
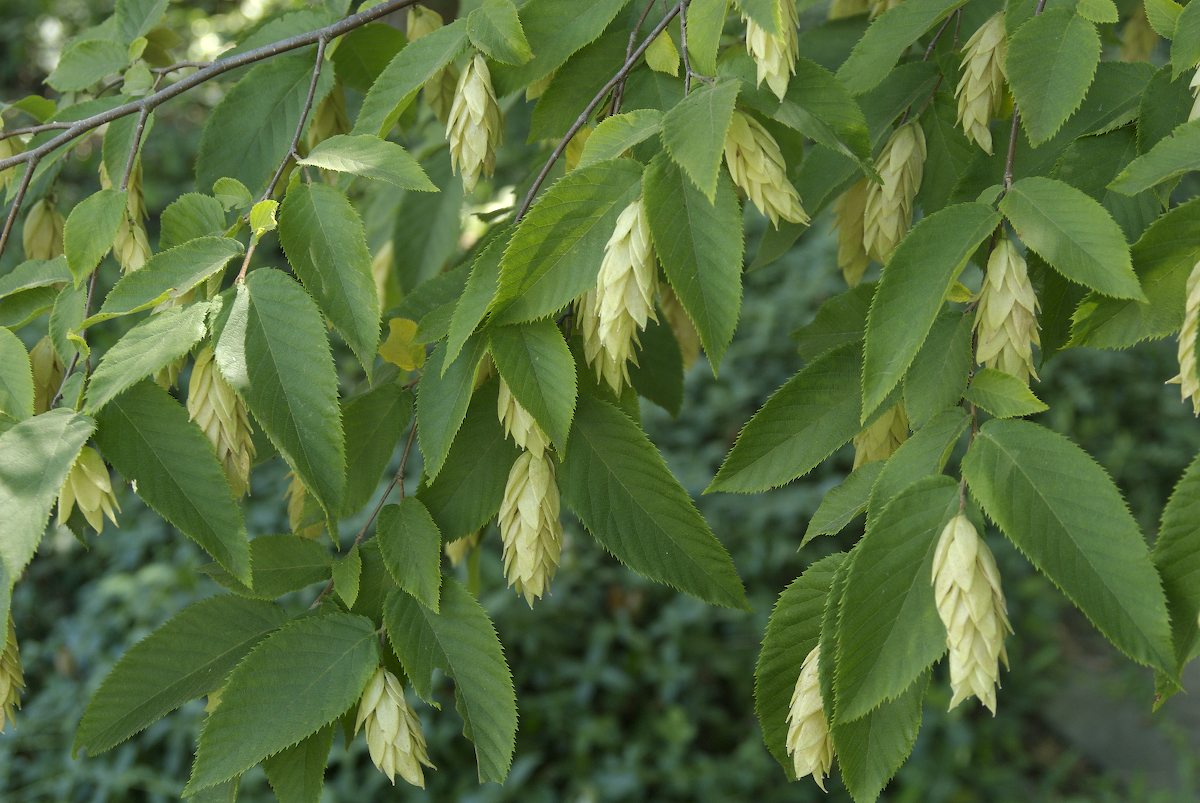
{"left": 0, "top": 154, "right": 38, "bottom": 259}
{"left": 517, "top": 2, "right": 683, "bottom": 221}
{"left": 680, "top": 0, "right": 694, "bottom": 93}
{"left": 0, "top": 0, "right": 418, "bottom": 175}
{"left": 0, "top": 122, "right": 71, "bottom": 142}
{"left": 261, "top": 36, "right": 328, "bottom": 202}
{"left": 611, "top": 0, "right": 660, "bottom": 115}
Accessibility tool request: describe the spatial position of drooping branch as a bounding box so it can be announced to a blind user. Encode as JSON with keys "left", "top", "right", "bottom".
{"left": 516, "top": 1, "right": 684, "bottom": 221}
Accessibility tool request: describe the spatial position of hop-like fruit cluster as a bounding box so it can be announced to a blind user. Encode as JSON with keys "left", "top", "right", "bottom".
{"left": 724, "top": 111, "right": 809, "bottom": 228}
{"left": 22, "top": 199, "right": 64, "bottom": 261}
{"left": 100, "top": 159, "right": 151, "bottom": 272}
{"left": 785, "top": 645, "right": 834, "bottom": 791}
{"left": 499, "top": 450, "right": 563, "bottom": 606}
{"left": 445, "top": 531, "right": 480, "bottom": 568}
{"left": 355, "top": 667, "right": 434, "bottom": 787}
{"left": 828, "top": 0, "right": 869, "bottom": 20}
{"left": 743, "top": 2, "right": 799, "bottom": 100}
{"left": 833, "top": 178, "right": 870, "bottom": 287}
{"left": 1120, "top": 7, "right": 1158, "bottom": 63}
{"left": 955, "top": 13, "right": 1007, "bottom": 154}
{"left": 932, "top": 514, "right": 1012, "bottom": 714}
{"left": 305, "top": 86, "right": 349, "bottom": 155}
{"left": 852, "top": 403, "right": 908, "bottom": 469}
{"left": 187, "top": 346, "right": 255, "bottom": 497}
{"left": 0, "top": 133, "right": 20, "bottom": 193}
{"left": 58, "top": 446, "right": 120, "bottom": 534}
{"left": 498, "top": 378, "right": 550, "bottom": 457}
{"left": 1191, "top": 65, "right": 1200, "bottom": 122}
{"left": 863, "top": 122, "right": 925, "bottom": 263}
{"left": 29, "top": 335, "right": 63, "bottom": 414}
{"left": 285, "top": 471, "right": 324, "bottom": 539}
{"left": 975, "top": 235, "right": 1040, "bottom": 384}
{"left": 869, "top": 0, "right": 903, "bottom": 18}
{"left": 579, "top": 198, "right": 657, "bottom": 394}
{"left": 447, "top": 53, "right": 501, "bottom": 192}
{"left": 659, "top": 283, "right": 701, "bottom": 369}
{"left": 1170, "top": 261, "right": 1200, "bottom": 414}
{"left": 0, "top": 618, "right": 23, "bottom": 733}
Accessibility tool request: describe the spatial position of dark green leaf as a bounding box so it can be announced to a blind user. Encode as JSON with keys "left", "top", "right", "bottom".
{"left": 488, "top": 320, "right": 576, "bottom": 450}
{"left": 378, "top": 499, "right": 442, "bottom": 611}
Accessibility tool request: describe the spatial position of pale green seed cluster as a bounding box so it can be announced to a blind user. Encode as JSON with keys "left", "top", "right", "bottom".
{"left": 447, "top": 53, "right": 501, "bottom": 192}
{"left": 356, "top": 667, "right": 435, "bottom": 787}
{"left": 0, "top": 618, "right": 24, "bottom": 733}
{"left": 499, "top": 450, "right": 564, "bottom": 606}
{"left": 498, "top": 378, "right": 550, "bottom": 457}
{"left": 188, "top": 346, "right": 256, "bottom": 497}
{"left": 724, "top": 111, "right": 809, "bottom": 228}
{"left": 975, "top": 236, "right": 1040, "bottom": 384}
{"left": 1170, "top": 261, "right": 1200, "bottom": 414}
{"left": 22, "top": 199, "right": 64, "bottom": 261}
{"left": 785, "top": 645, "right": 834, "bottom": 791}
{"left": 955, "top": 13, "right": 1007, "bottom": 154}
{"left": 743, "top": 1, "right": 799, "bottom": 100}
{"left": 862, "top": 122, "right": 925, "bottom": 264}
{"left": 833, "top": 178, "right": 870, "bottom": 287}
{"left": 852, "top": 403, "right": 909, "bottom": 469}
{"left": 58, "top": 446, "right": 120, "bottom": 534}
{"left": 932, "top": 514, "right": 1012, "bottom": 714}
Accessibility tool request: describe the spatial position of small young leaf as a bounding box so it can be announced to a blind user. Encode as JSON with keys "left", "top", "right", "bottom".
{"left": 333, "top": 546, "right": 362, "bottom": 608}
{"left": 964, "top": 368, "right": 1049, "bottom": 419}
{"left": 186, "top": 612, "right": 380, "bottom": 793}
{"left": 560, "top": 395, "right": 748, "bottom": 609}
{"left": 377, "top": 499, "right": 442, "bottom": 611}
{"left": 296, "top": 134, "right": 437, "bottom": 190}
{"left": 63, "top": 189, "right": 126, "bottom": 286}
{"left": 578, "top": 109, "right": 664, "bottom": 169}
{"left": 75, "top": 596, "right": 286, "bottom": 755}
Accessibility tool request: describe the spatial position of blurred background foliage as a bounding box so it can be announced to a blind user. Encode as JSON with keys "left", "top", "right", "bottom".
{"left": 3, "top": 1, "right": 1200, "bottom": 801}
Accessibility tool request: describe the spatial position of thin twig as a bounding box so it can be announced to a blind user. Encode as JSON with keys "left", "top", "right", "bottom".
{"left": 0, "top": 155, "right": 37, "bottom": 258}
{"left": 234, "top": 237, "right": 260, "bottom": 284}
{"left": 611, "top": 0, "right": 660, "bottom": 115}
{"left": 310, "top": 422, "right": 419, "bottom": 608}
{"left": 261, "top": 36, "right": 328, "bottom": 202}
{"left": 119, "top": 106, "right": 150, "bottom": 191}
{"left": 152, "top": 60, "right": 210, "bottom": 75}
{"left": 0, "top": 122, "right": 71, "bottom": 142}
{"left": 680, "top": 0, "right": 693, "bottom": 93}
{"left": 517, "top": 2, "right": 683, "bottom": 221}
{"left": 0, "top": 0, "right": 418, "bottom": 175}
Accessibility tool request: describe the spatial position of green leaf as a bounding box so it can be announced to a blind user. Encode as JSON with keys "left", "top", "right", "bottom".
{"left": 341, "top": 381, "right": 411, "bottom": 517}
{"left": 384, "top": 579, "right": 516, "bottom": 782}
{"left": 392, "top": 152, "right": 466, "bottom": 292}
{"left": 205, "top": 536, "right": 332, "bottom": 600}
{"left": 1110, "top": 120, "right": 1200, "bottom": 196}
{"left": 962, "top": 419, "right": 1175, "bottom": 673}
{"left": 261, "top": 727, "right": 333, "bottom": 803}
{"left": 249, "top": 200, "right": 278, "bottom": 237}
{"left": 331, "top": 23, "right": 405, "bottom": 94}
{"left": 802, "top": 462, "right": 884, "bottom": 546}
{"left": 0, "top": 409, "right": 93, "bottom": 622}
{"left": 296, "top": 134, "right": 436, "bottom": 190}
{"left": 835, "top": 0, "right": 967, "bottom": 95}
{"left": 419, "top": 382, "right": 520, "bottom": 542}
{"left": 660, "top": 79, "right": 740, "bottom": 201}
{"left": 1172, "top": 1, "right": 1200, "bottom": 75}
{"left": 685, "top": 0, "right": 727, "bottom": 75}
{"left": 774, "top": 58, "right": 871, "bottom": 168}
{"left": 278, "top": 183, "right": 380, "bottom": 376}
{"left": 96, "top": 382, "right": 251, "bottom": 583}
{"left": 186, "top": 612, "right": 380, "bottom": 793}
{"left": 578, "top": 109, "right": 664, "bottom": 169}
{"left": 709, "top": 344, "right": 862, "bottom": 493}
{"left": 197, "top": 50, "right": 333, "bottom": 196}
{"left": 0, "top": 256, "right": 70, "bottom": 300}
{"left": 964, "top": 368, "right": 1049, "bottom": 419}
{"left": 1076, "top": 0, "right": 1118, "bottom": 23}
{"left": 529, "top": 30, "right": 627, "bottom": 141}
{"left": 643, "top": 154, "right": 744, "bottom": 369}
{"left": 628, "top": 314, "right": 684, "bottom": 415}
{"left": 491, "top": 158, "right": 643, "bottom": 324}
{"left": 468, "top": 0, "right": 533, "bottom": 65}
{"left": 737, "top": 0, "right": 783, "bottom": 33}
{"left": 74, "top": 596, "right": 287, "bottom": 755}
{"left": 866, "top": 408, "right": 968, "bottom": 529}
{"left": 47, "top": 39, "right": 129, "bottom": 92}
{"left": 835, "top": 476, "right": 957, "bottom": 723}
{"left": 160, "top": 193, "right": 227, "bottom": 251}
{"left": 213, "top": 177, "right": 253, "bottom": 211}
{"left": 560, "top": 395, "right": 748, "bottom": 609}
{"left": 491, "top": 0, "right": 630, "bottom": 95}
{"left": 353, "top": 19, "right": 469, "bottom": 136}
{"left": 115, "top": 0, "right": 168, "bottom": 42}
{"left": 417, "top": 336, "right": 489, "bottom": 481}
{"left": 333, "top": 546, "right": 361, "bottom": 608}
{"left": 903, "top": 310, "right": 973, "bottom": 428}
{"left": 792, "top": 282, "right": 875, "bottom": 360}
{"left": 85, "top": 303, "right": 209, "bottom": 413}
{"left": 1000, "top": 177, "right": 1140, "bottom": 300}
{"left": 1154, "top": 453, "right": 1200, "bottom": 673}
{"left": 237, "top": 269, "right": 345, "bottom": 520}
{"left": 0, "top": 328, "right": 33, "bottom": 422}
{"left": 1005, "top": 10, "right": 1101, "bottom": 144}
{"left": 488, "top": 320, "right": 576, "bottom": 450}
{"left": 445, "top": 230, "right": 507, "bottom": 370}
{"left": 89, "top": 237, "right": 243, "bottom": 326}
{"left": 833, "top": 673, "right": 927, "bottom": 803}
{"left": 861, "top": 203, "right": 1000, "bottom": 416}
{"left": 754, "top": 552, "right": 846, "bottom": 775}
{"left": 378, "top": 499, "right": 442, "bottom": 612}
{"left": 1146, "top": 0, "right": 1184, "bottom": 36}
{"left": 64, "top": 189, "right": 126, "bottom": 287}
{"left": 1069, "top": 197, "right": 1200, "bottom": 349}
